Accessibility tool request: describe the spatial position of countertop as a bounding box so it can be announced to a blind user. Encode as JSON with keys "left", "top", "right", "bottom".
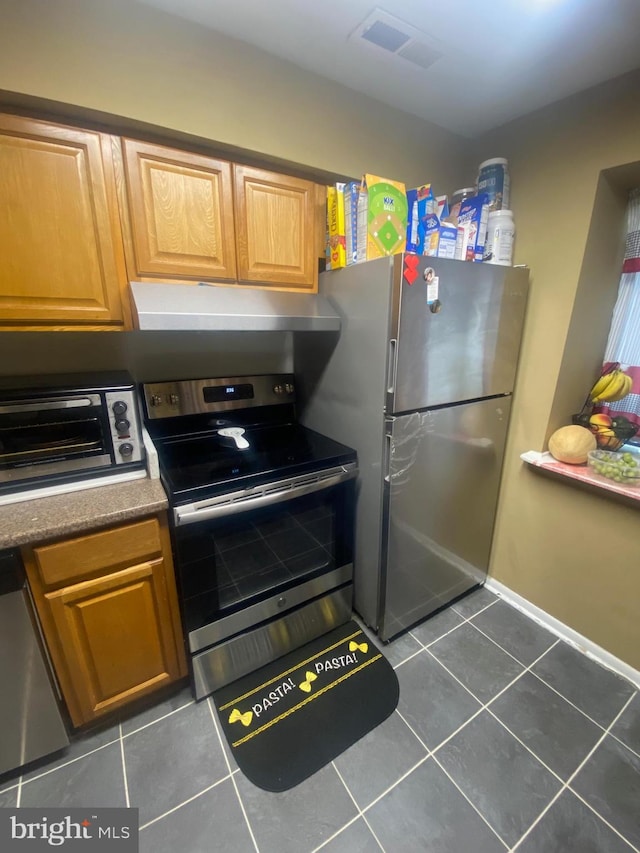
{"left": 0, "top": 477, "right": 169, "bottom": 550}
{"left": 521, "top": 450, "right": 640, "bottom": 505}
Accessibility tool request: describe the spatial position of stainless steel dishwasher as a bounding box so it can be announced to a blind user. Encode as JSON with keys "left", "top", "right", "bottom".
{"left": 0, "top": 549, "right": 69, "bottom": 775}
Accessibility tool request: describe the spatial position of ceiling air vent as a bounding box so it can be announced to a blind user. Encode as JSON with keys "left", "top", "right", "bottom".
{"left": 349, "top": 8, "right": 443, "bottom": 71}
{"left": 360, "top": 19, "right": 411, "bottom": 52}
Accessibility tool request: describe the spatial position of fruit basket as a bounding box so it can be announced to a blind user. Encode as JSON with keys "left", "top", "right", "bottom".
{"left": 587, "top": 449, "right": 640, "bottom": 486}
{"left": 572, "top": 412, "right": 639, "bottom": 452}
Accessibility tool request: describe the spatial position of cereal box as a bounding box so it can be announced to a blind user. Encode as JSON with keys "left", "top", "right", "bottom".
{"left": 357, "top": 174, "right": 408, "bottom": 260}
{"left": 325, "top": 186, "right": 334, "bottom": 271}
{"left": 344, "top": 180, "right": 363, "bottom": 265}
{"left": 422, "top": 215, "right": 458, "bottom": 258}
{"left": 327, "top": 183, "right": 346, "bottom": 269}
{"left": 354, "top": 183, "right": 368, "bottom": 263}
{"left": 436, "top": 223, "right": 458, "bottom": 259}
{"left": 454, "top": 193, "right": 489, "bottom": 262}
{"left": 422, "top": 213, "right": 441, "bottom": 257}
{"left": 435, "top": 195, "right": 449, "bottom": 223}
{"left": 405, "top": 184, "right": 435, "bottom": 255}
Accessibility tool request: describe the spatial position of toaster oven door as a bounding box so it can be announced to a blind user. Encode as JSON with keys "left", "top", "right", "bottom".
{"left": 0, "top": 393, "right": 112, "bottom": 489}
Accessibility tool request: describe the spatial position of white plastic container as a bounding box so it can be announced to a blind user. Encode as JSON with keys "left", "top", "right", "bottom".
{"left": 477, "top": 158, "right": 510, "bottom": 211}
{"left": 484, "top": 209, "right": 515, "bottom": 266}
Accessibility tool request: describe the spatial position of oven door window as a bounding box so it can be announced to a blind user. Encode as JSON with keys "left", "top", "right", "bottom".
{"left": 174, "top": 482, "right": 353, "bottom": 631}
{"left": 0, "top": 399, "right": 110, "bottom": 478}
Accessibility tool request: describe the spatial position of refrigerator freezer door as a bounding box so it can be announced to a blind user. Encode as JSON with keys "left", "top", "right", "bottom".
{"left": 379, "top": 396, "right": 512, "bottom": 641}
{"left": 389, "top": 257, "right": 528, "bottom": 414}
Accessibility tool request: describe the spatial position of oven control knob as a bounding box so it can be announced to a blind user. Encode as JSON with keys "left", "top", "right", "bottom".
{"left": 285, "top": 383, "right": 294, "bottom": 394}
{"left": 112, "top": 400, "right": 128, "bottom": 416}
{"left": 273, "top": 384, "right": 284, "bottom": 395}
{"left": 118, "top": 443, "right": 134, "bottom": 458}
{"left": 149, "top": 395, "right": 163, "bottom": 407}
{"left": 277, "top": 596, "right": 287, "bottom": 608}
{"left": 115, "top": 419, "right": 130, "bottom": 434}
{"left": 169, "top": 394, "right": 180, "bottom": 405}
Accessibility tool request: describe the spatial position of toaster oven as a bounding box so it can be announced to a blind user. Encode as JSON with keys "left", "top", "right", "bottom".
{"left": 0, "top": 371, "right": 146, "bottom": 504}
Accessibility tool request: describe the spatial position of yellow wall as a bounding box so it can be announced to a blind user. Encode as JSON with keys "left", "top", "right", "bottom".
{"left": 0, "top": 0, "right": 467, "bottom": 189}
{"left": 476, "top": 70, "right": 640, "bottom": 669}
{"left": 0, "top": 0, "right": 467, "bottom": 387}
{"left": 2, "top": 0, "right": 640, "bottom": 668}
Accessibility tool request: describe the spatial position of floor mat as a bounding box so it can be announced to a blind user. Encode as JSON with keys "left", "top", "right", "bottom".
{"left": 212, "top": 620, "right": 400, "bottom": 792}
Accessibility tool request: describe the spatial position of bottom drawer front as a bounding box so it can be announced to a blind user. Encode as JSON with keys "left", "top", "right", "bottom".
{"left": 192, "top": 585, "right": 352, "bottom": 698}
{"left": 34, "top": 517, "right": 162, "bottom": 587}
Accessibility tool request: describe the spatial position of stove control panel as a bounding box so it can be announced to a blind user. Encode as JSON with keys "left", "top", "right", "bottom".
{"left": 142, "top": 374, "right": 296, "bottom": 420}
{"left": 273, "top": 382, "right": 295, "bottom": 395}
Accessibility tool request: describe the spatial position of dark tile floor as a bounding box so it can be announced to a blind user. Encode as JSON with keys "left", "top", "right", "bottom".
{"left": 2, "top": 586, "right": 639, "bottom": 852}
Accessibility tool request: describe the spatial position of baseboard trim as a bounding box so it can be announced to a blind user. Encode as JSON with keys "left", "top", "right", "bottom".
{"left": 484, "top": 577, "right": 640, "bottom": 691}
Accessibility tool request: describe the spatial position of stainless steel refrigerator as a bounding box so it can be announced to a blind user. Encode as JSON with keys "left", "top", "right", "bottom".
{"left": 295, "top": 254, "right": 529, "bottom": 641}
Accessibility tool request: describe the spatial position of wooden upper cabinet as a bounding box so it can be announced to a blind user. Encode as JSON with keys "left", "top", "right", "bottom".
{"left": 0, "top": 114, "right": 128, "bottom": 328}
{"left": 234, "top": 165, "right": 318, "bottom": 290}
{"left": 120, "top": 139, "right": 237, "bottom": 281}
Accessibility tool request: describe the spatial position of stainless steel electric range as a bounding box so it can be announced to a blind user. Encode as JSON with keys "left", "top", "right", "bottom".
{"left": 142, "top": 374, "right": 358, "bottom": 700}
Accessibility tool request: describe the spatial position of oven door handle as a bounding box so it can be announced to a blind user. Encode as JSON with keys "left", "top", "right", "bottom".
{"left": 173, "top": 465, "right": 357, "bottom": 526}
{"left": 0, "top": 395, "right": 101, "bottom": 414}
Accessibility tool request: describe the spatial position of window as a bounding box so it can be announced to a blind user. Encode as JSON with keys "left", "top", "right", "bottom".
{"left": 596, "top": 188, "right": 640, "bottom": 437}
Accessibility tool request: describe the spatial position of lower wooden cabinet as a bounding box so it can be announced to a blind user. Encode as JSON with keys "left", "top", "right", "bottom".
{"left": 22, "top": 513, "right": 187, "bottom": 728}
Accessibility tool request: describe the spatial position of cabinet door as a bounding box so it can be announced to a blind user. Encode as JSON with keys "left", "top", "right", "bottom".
{"left": 0, "top": 114, "right": 127, "bottom": 328}
{"left": 45, "top": 559, "right": 184, "bottom": 726}
{"left": 121, "top": 139, "right": 237, "bottom": 281}
{"left": 234, "top": 165, "right": 318, "bottom": 290}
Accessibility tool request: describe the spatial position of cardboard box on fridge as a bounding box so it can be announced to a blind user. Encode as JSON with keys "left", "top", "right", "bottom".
{"left": 325, "top": 187, "right": 333, "bottom": 270}
{"left": 327, "top": 183, "right": 347, "bottom": 269}
{"left": 406, "top": 185, "right": 435, "bottom": 254}
{"left": 422, "top": 216, "right": 459, "bottom": 258}
{"left": 344, "top": 181, "right": 367, "bottom": 265}
{"left": 435, "top": 195, "right": 449, "bottom": 224}
{"left": 455, "top": 193, "right": 489, "bottom": 262}
{"left": 436, "top": 223, "right": 458, "bottom": 259}
{"left": 422, "top": 213, "right": 442, "bottom": 256}
{"left": 357, "top": 174, "right": 408, "bottom": 260}
{"left": 406, "top": 199, "right": 458, "bottom": 259}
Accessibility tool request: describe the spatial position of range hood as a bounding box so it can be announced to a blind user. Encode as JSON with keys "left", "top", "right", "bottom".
{"left": 130, "top": 282, "right": 341, "bottom": 332}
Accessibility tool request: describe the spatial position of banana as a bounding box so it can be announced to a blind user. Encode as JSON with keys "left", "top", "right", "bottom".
{"left": 608, "top": 373, "right": 633, "bottom": 402}
{"left": 601, "top": 371, "right": 626, "bottom": 401}
{"left": 592, "top": 369, "right": 632, "bottom": 403}
{"left": 589, "top": 372, "right": 614, "bottom": 400}
{"left": 589, "top": 370, "right": 618, "bottom": 401}
{"left": 591, "top": 369, "right": 624, "bottom": 403}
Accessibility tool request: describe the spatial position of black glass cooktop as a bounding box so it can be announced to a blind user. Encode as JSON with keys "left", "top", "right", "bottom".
{"left": 153, "top": 423, "right": 356, "bottom": 504}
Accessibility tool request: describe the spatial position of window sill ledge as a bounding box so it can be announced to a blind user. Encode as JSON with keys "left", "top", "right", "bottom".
{"left": 521, "top": 450, "right": 640, "bottom": 506}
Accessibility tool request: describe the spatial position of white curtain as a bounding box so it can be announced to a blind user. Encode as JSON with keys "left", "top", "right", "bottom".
{"left": 598, "top": 188, "right": 640, "bottom": 427}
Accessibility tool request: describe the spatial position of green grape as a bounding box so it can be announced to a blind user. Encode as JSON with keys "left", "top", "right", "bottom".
{"left": 589, "top": 448, "right": 640, "bottom": 485}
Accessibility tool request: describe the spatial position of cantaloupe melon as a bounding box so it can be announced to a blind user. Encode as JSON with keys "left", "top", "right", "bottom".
{"left": 548, "top": 425, "right": 596, "bottom": 464}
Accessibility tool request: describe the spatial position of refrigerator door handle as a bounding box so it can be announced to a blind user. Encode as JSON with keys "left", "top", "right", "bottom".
{"left": 386, "top": 338, "right": 397, "bottom": 410}
{"left": 383, "top": 428, "right": 393, "bottom": 483}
